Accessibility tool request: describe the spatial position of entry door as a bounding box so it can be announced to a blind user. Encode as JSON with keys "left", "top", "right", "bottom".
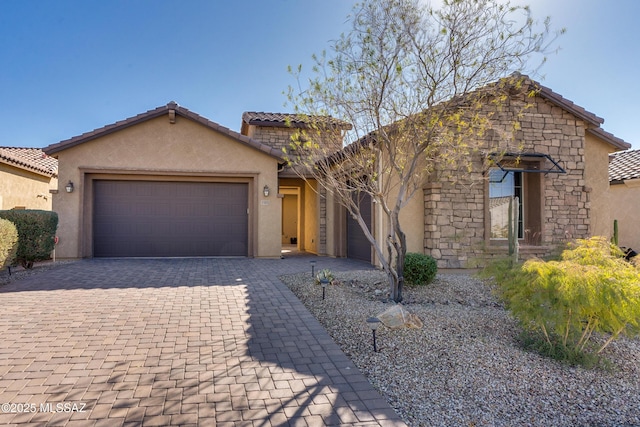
{"left": 346, "top": 191, "right": 372, "bottom": 262}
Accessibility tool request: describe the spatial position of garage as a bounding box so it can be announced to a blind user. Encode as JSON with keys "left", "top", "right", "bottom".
{"left": 347, "top": 191, "right": 372, "bottom": 262}
{"left": 93, "top": 180, "right": 248, "bottom": 257}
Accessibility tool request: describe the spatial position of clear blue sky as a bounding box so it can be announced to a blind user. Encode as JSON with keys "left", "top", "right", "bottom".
{"left": 1, "top": 0, "right": 638, "bottom": 149}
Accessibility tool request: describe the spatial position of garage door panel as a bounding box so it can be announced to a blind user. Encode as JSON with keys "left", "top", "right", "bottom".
{"left": 94, "top": 180, "right": 248, "bottom": 257}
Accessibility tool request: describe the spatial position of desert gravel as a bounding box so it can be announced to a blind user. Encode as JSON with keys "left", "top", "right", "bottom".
{"left": 280, "top": 270, "right": 640, "bottom": 427}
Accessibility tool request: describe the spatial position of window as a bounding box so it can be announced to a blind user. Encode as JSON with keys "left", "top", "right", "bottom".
{"left": 489, "top": 169, "right": 523, "bottom": 239}
{"left": 488, "top": 167, "right": 543, "bottom": 244}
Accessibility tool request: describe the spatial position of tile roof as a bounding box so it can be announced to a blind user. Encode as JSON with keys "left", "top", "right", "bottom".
{"left": 587, "top": 127, "right": 631, "bottom": 152}
{"left": 242, "top": 112, "right": 352, "bottom": 129}
{"left": 44, "top": 102, "right": 285, "bottom": 160}
{"left": 325, "top": 74, "right": 632, "bottom": 168}
{"left": 518, "top": 73, "right": 630, "bottom": 151}
{"left": 0, "top": 147, "right": 58, "bottom": 177}
{"left": 609, "top": 149, "right": 640, "bottom": 182}
{"left": 533, "top": 80, "right": 604, "bottom": 126}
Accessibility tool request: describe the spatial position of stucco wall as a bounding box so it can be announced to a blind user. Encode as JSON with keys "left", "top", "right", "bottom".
{"left": 372, "top": 169, "right": 425, "bottom": 263}
{"left": 610, "top": 180, "right": 640, "bottom": 251}
{"left": 584, "top": 133, "right": 617, "bottom": 239}
{"left": 0, "top": 164, "right": 56, "bottom": 210}
{"left": 303, "top": 180, "right": 319, "bottom": 254}
{"left": 52, "top": 114, "right": 281, "bottom": 259}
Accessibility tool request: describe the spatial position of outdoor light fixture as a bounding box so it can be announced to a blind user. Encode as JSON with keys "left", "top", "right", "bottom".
{"left": 366, "top": 317, "right": 381, "bottom": 352}
{"left": 310, "top": 260, "right": 316, "bottom": 278}
{"left": 263, "top": 185, "right": 270, "bottom": 197}
{"left": 320, "top": 277, "right": 329, "bottom": 300}
{"left": 65, "top": 181, "right": 74, "bottom": 193}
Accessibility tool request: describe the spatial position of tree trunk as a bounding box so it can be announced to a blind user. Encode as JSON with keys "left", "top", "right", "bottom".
{"left": 394, "top": 250, "right": 405, "bottom": 302}
{"left": 389, "top": 218, "right": 407, "bottom": 303}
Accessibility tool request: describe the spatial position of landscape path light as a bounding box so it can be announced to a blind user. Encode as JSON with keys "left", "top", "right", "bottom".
{"left": 366, "top": 317, "right": 381, "bottom": 352}
{"left": 310, "top": 260, "right": 316, "bottom": 278}
{"left": 320, "top": 277, "right": 329, "bottom": 300}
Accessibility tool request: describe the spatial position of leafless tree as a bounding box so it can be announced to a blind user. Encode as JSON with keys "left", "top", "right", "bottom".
{"left": 286, "top": 0, "right": 562, "bottom": 302}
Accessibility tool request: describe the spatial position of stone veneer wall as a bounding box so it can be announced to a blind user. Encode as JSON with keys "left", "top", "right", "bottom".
{"left": 424, "top": 91, "right": 591, "bottom": 268}
{"left": 250, "top": 125, "right": 344, "bottom": 154}
{"left": 250, "top": 126, "right": 295, "bottom": 154}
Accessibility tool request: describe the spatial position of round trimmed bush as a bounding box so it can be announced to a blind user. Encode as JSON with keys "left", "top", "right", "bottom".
{"left": 404, "top": 252, "right": 438, "bottom": 286}
{"left": 0, "top": 218, "right": 18, "bottom": 270}
{"left": 0, "top": 210, "right": 58, "bottom": 269}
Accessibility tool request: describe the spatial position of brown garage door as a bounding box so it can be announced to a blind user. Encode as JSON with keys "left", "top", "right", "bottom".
{"left": 93, "top": 180, "right": 248, "bottom": 257}
{"left": 347, "top": 191, "right": 372, "bottom": 262}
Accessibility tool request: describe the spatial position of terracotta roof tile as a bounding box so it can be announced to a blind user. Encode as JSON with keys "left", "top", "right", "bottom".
{"left": 609, "top": 149, "right": 640, "bottom": 182}
{"left": 44, "top": 103, "right": 285, "bottom": 160}
{"left": 534, "top": 81, "right": 604, "bottom": 126}
{"left": 0, "top": 147, "right": 58, "bottom": 177}
{"left": 518, "top": 74, "right": 630, "bottom": 151}
{"left": 242, "top": 112, "right": 352, "bottom": 129}
{"left": 587, "top": 127, "right": 631, "bottom": 152}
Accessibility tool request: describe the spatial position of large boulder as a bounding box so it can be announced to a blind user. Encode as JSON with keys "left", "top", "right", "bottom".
{"left": 377, "top": 304, "right": 423, "bottom": 329}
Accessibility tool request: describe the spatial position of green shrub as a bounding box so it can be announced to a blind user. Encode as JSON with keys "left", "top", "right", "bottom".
{"left": 0, "top": 218, "right": 18, "bottom": 270}
{"left": 493, "top": 237, "right": 640, "bottom": 367}
{"left": 315, "top": 268, "right": 334, "bottom": 284}
{"left": 0, "top": 210, "right": 58, "bottom": 269}
{"left": 404, "top": 252, "right": 438, "bottom": 286}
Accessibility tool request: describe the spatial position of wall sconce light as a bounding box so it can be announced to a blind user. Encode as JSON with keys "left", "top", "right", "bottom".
{"left": 65, "top": 181, "right": 74, "bottom": 193}
{"left": 263, "top": 185, "right": 270, "bottom": 197}
{"left": 366, "top": 317, "right": 381, "bottom": 352}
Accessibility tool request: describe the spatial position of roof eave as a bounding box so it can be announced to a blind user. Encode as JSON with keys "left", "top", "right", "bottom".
{"left": 44, "top": 103, "right": 285, "bottom": 161}
{"left": 0, "top": 156, "right": 56, "bottom": 177}
{"left": 536, "top": 85, "right": 604, "bottom": 127}
{"left": 44, "top": 106, "right": 169, "bottom": 156}
{"left": 587, "top": 127, "right": 632, "bottom": 151}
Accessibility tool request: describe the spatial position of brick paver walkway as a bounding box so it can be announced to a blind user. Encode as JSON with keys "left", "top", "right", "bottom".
{"left": 0, "top": 257, "right": 407, "bottom": 426}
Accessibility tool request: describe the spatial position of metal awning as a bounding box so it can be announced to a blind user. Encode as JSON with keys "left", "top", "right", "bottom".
{"left": 487, "top": 152, "right": 566, "bottom": 182}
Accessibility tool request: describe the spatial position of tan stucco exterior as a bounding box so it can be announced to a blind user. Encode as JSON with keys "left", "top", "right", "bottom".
{"left": 584, "top": 132, "right": 619, "bottom": 239}
{"left": 50, "top": 112, "right": 281, "bottom": 259}
{"left": 610, "top": 180, "right": 640, "bottom": 251}
{"left": 302, "top": 180, "right": 319, "bottom": 254}
{"left": 372, "top": 161, "right": 425, "bottom": 263}
{"left": 0, "top": 163, "right": 57, "bottom": 210}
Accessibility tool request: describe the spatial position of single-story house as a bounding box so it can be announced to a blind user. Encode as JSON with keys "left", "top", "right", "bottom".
{"left": 0, "top": 147, "right": 58, "bottom": 210}
{"left": 44, "top": 76, "right": 631, "bottom": 267}
{"left": 608, "top": 149, "right": 640, "bottom": 253}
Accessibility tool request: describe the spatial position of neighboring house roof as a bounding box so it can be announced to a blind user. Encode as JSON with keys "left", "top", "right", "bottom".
{"left": 44, "top": 102, "right": 285, "bottom": 160}
{"left": 241, "top": 112, "right": 352, "bottom": 131}
{"left": 609, "top": 149, "right": 640, "bottom": 183}
{"left": 0, "top": 147, "right": 58, "bottom": 177}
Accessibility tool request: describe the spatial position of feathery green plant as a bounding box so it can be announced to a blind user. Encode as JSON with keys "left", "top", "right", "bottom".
{"left": 489, "top": 237, "right": 640, "bottom": 366}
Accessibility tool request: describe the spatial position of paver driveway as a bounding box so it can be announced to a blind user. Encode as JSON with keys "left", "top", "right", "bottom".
{"left": 0, "top": 257, "right": 407, "bottom": 427}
